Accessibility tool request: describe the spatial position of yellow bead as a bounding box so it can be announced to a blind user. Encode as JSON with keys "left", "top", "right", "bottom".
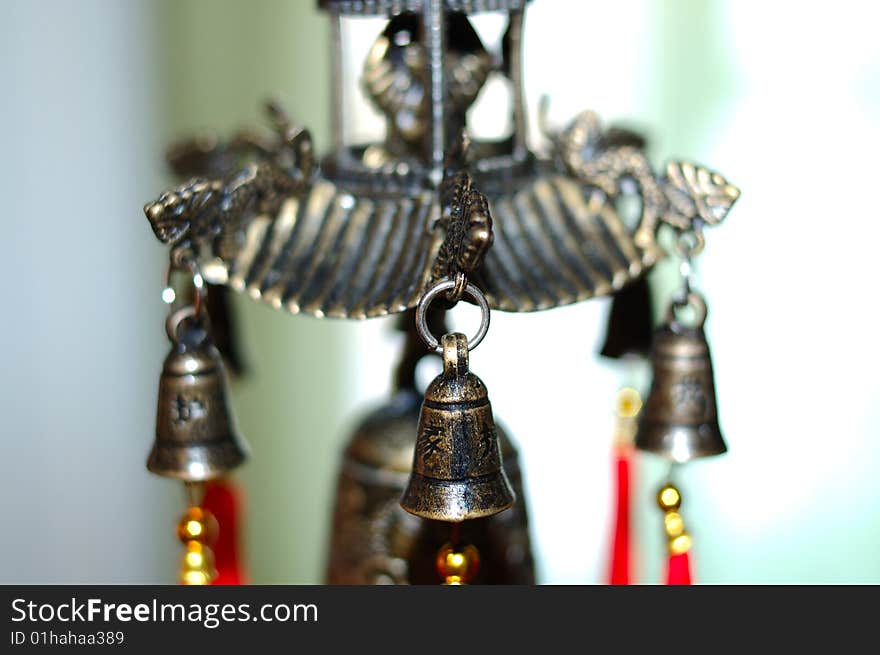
{"left": 615, "top": 388, "right": 642, "bottom": 418}
{"left": 181, "top": 570, "right": 210, "bottom": 585}
{"left": 657, "top": 484, "right": 681, "bottom": 511}
{"left": 183, "top": 541, "right": 208, "bottom": 568}
{"left": 669, "top": 533, "right": 692, "bottom": 555}
{"left": 177, "top": 507, "right": 218, "bottom": 545}
{"left": 179, "top": 541, "right": 217, "bottom": 585}
{"left": 436, "top": 543, "right": 480, "bottom": 585}
{"left": 664, "top": 511, "right": 685, "bottom": 538}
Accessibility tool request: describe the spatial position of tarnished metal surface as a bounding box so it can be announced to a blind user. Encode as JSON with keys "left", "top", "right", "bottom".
{"left": 325, "top": 388, "right": 534, "bottom": 584}
{"left": 432, "top": 167, "right": 494, "bottom": 297}
{"left": 476, "top": 173, "right": 654, "bottom": 311}
{"left": 146, "top": 113, "right": 737, "bottom": 318}
{"left": 147, "top": 314, "right": 249, "bottom": 481}
{"left": 400, "top": 332, "right": 514, "bottom": 521}
{"left": 635, "top": 293, "right": 727, "bottom": 462}
{"left": 142, "top": 4, "right": 739, "bottom": 321}
{"left": 556, "top": 110, "right": 740, "bottom": 242}
{"left": 362, "top": 12, "right": 491, "bottom": 160}
{"left": 144, "top": 101, "right": 314, "bottom": 262}
{"left": 206, "top": 181, "right": 442, "bottom": 319}
{"left": 190, "top": 168, "right": 687, "bottom": 317}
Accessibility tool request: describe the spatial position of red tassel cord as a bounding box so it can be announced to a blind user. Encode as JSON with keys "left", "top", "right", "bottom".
{"left": 608, "top": 444, "right": 633, "bottom": 585}
{"left": 666, "top": 551, "right": 692, "bottom": 585}
{"left": 202, "top": 478, "right": 246, "bottom": 585}
{"left": 606, "top": 388, "right": 641, "bottom": 585}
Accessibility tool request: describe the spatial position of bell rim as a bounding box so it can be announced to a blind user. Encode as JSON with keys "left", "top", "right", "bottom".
{"left": 146, "top": 441, "right": 249, "bottom": 481}
{"left": 399, "top": 471, "right": 515, "bottom": 522}
{"left": 634, "top": 425, "right": 728, "bottom": 462}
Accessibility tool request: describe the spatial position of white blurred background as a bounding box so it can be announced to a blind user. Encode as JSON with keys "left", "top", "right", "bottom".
{"left": 1, "top": 0, "right": 878, "bottom": 584}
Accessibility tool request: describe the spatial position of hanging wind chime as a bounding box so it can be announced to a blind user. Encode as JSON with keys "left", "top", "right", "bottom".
{"left": 634, "top": 234, "right": 728, "bottom": 585}
{"left": 142, "top": 0, "right": 739, "bottom": 585}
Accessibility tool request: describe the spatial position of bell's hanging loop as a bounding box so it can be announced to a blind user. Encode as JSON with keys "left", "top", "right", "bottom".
{"left": 162, "top": 252, "right": 207, "bottom": 319}
{"left": 635, "top": 291, "right": 726, "bottom": 462}
{"left": 415, "top": 278, "right": 490, "bottom": 353}
{"left": 666, "top": 291, "right": 708, "bottom": 333}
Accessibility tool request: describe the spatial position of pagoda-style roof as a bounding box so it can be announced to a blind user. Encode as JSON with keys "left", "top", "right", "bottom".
{"left": 145, "top": 107, "right": 738, "bottom": 321}
{"left": 199, "top": 170, "right": 658, "bottom": 318}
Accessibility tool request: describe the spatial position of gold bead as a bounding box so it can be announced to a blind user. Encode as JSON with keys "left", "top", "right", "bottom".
{"left": 669, "top": 533, "right": 692, "bottom": 555}
{"left": 181, "top": 570, "right": 212, "bottom": 586}
{"left": 177, "top": 507, "right": 218, "bottom": 545}
{"left": 664, "top": 511, "right": 685, "bottom": 538}
{"left": 436, "top": 543, "right": 480, "bottom": 585}
{"left": 183, "top": 541, "right": 210, "bottom": 568}
{"left": 657, "top": 484, "right": 681, "bottom": 512}
{"left": 179, "top": 541, "right": 217, "bottom": 585}
{"left": 615, "top": 388, "right": 642, "bottom": 418}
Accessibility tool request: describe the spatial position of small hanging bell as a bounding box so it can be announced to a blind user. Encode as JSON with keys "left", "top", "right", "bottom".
{"left": 326, "top": 389, "right": 535, "bottom": 584}
{"left": 635, "top": 292, "right": 727, "bottom": 462}
{"left": 400, "top": 332, "right": 514, "bottom": 522}
{"left": 326, "top": 309, "right": 534, "bottom": 584}
{"left": 147, "top": 308, "right": 249, "bottom": 481}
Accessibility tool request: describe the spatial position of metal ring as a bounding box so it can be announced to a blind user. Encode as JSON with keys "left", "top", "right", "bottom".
{"left": 165, "top": 305, "right": 198, "bottom": 343}
{"left": 165, "top": 255, "right": 207, "bottom": 318}
{"left": 666, "top": 291, "right": 708, "bottom": 331}
{"left": 416, "top": 279, "right": 490, "bottom": 353}
{"left": 675, "top": 227, "right": 705, "bottom": 260}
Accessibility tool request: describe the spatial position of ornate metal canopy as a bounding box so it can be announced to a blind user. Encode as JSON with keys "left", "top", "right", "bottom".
{"left": 144, "top": 0, "right": 739, "bottom": 319}
{"left": 142, "top": 0, "right": 741, "bottom": 589}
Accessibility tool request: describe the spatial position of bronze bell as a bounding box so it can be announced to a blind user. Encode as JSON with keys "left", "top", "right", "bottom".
{"left": 400, "top": 332, "right": 515, "bottom": 522}
{"left": 326, "top": 310, "right": 533, "bottom": 584}
{"left": 325, "top": 386, "right": 534, "bottom": 584}
{"left": 635, "top": 293, "right": 726, "bottom": 462}
{"left": 147, "top": 313, "right": 248, "bottom": 481}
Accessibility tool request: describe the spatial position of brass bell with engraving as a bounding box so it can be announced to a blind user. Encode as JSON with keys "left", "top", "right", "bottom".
{"left": 147, "top": 308, "right": 249, "bottom": 481}
{"left": 326, "top": 386, "right": 535, "bottom": 584}
{"left": 325, "top": 310, "right": 534, "bottom": 584}
{"left": 635, "top": 292, "right": 726, "bottom": 462}
{"left": 400, "top": 331, "right": 515, "bottom": 522}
